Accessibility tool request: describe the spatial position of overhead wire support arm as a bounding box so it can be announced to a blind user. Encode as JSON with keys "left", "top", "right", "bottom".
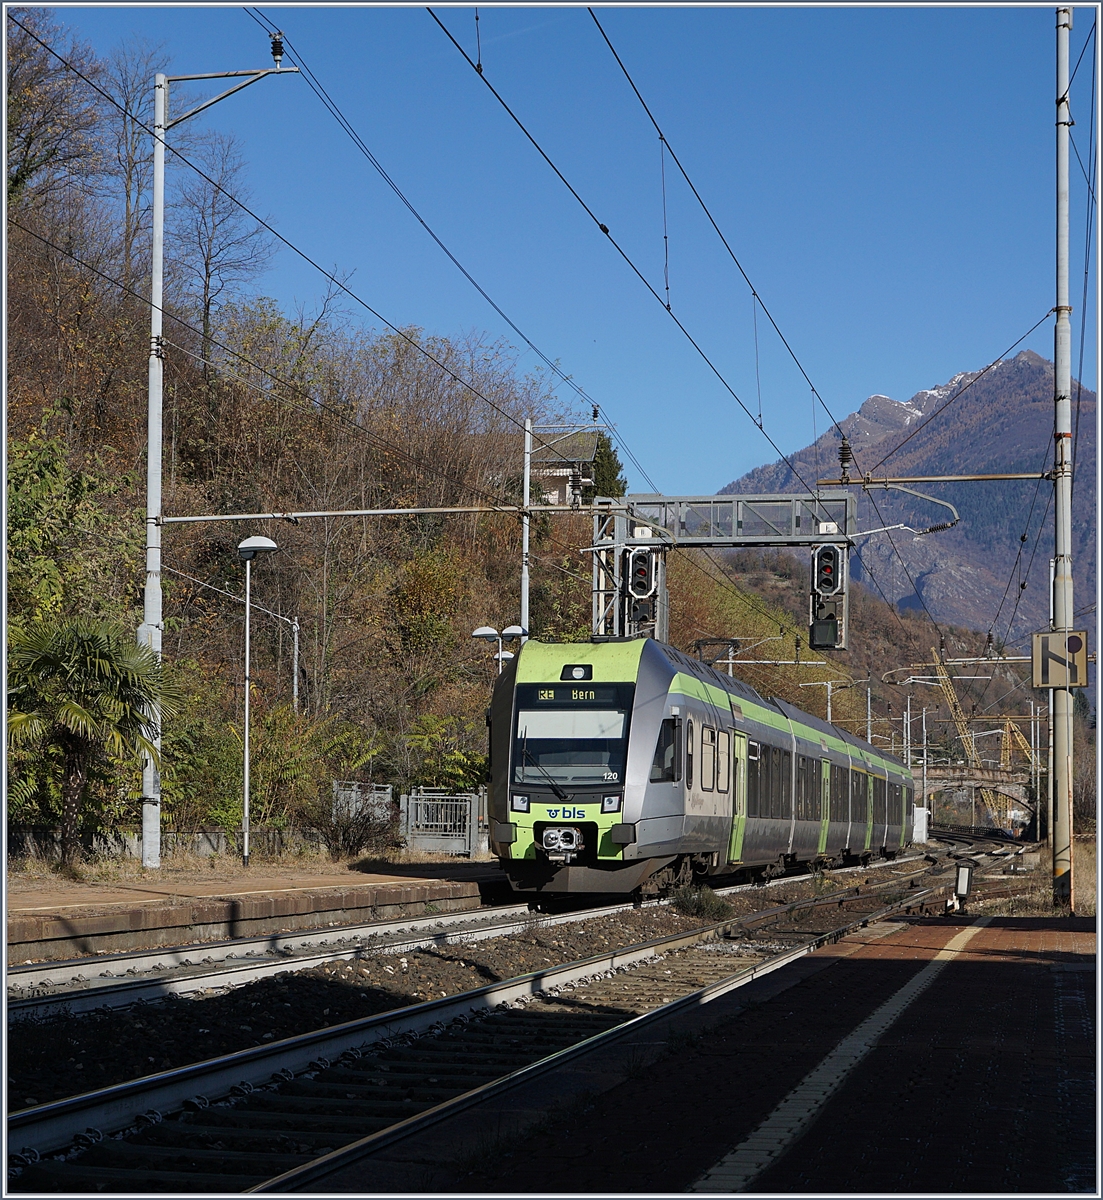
{"left": 164, "top": 67, "right": 299, "bottom": 131}
{"left": 159, "top": 504, "right": 604, "bottom": 526}
{"left": 819, "top": 473, "right": 1052, "bottom": 484}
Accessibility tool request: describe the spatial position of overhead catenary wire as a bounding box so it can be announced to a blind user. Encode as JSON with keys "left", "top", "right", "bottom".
{"left": 426, "top": 6, "right": 826, "bottom": 501}
{"left": 8, "top": 220, "right": 610, "bottom": 590}
{"left": 581, "top": 9, "right": 1060, "bottom": 647}
{"left": 8, "top": 220, "right": 530, "bottom": 518}
{"left": 865, "top": 311, "right": 1054, "bottom": 473}
{"left": 984, "top": 450, "right": 1053, "bottom": 642}
{"left": 244, "top": 7, "right": 660, "bottom": 492}
{"left": 672, "top": 547, "right": 834, "bottom": 670}
{"left": 7, "top": 13, "right": 599, "bottom": 486}
{"left": 585, "top": 7, "right": 850, "bottom": 449}
{"left": 9, "top": 9, "right": 925, "bottom": 718}
{"left": 9, "top": 220, "right": 610, "bottom": 594}
{"left": 18, "top": 12, "right": 1063, "bottom": 674}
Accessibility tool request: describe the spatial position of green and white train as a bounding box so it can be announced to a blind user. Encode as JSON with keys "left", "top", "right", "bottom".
{"left": 488, "top": 638, "right": 915, "bottom": 895}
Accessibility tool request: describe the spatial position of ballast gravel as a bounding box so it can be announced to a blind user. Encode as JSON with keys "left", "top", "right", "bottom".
{"left": 7, "top": 866, "right": 923, "bottom": 1108}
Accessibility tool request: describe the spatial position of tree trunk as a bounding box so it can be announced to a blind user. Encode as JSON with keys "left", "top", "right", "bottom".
{"left": 60, "top": 750, "right": 88, "bottom": 866}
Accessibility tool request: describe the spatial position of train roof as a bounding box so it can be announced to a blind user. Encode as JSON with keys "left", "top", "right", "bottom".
{"left": 519, "top": 638, "right": 908, "bottom": 772}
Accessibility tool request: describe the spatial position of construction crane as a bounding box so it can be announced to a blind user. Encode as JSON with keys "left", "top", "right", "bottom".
{"left": 931, "top": 647, "right": 1003, "bottom": 828}
{"left": 1000, "top": 717, "right": 1036, "bottom": 772}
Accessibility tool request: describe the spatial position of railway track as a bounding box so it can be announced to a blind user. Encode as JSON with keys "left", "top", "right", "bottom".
{"left": 8, "top": 856, "right": 935, "bottom": 1021}
{"left": 927, "top": 824, "right": 1027, "bottom": 853}
{"left": 8, "top": 874, "right": 949, "bottom": 1193}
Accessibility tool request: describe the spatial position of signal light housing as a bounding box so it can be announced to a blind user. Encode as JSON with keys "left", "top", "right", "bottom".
{"left": 626, "top": 548, "right": 657, "bottom": 599}
{"left": 812, "top": 544, "right": 843, "bottom": 597}
{"left": 809, "top": 544, "right": 848, "bottom": 649}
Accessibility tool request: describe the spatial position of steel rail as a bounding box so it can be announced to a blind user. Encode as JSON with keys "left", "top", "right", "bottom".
{"left": 8, "top": 857, "right": 928, "bottom": 1019}
{"left": 253, "top": 884, "right": 942, "bottom": 1191}
{"left": 8, "top": 904, "right": 529, "bottom": 989}
{"left": 6, "top": 876, "right": 939, "bottom": 1159}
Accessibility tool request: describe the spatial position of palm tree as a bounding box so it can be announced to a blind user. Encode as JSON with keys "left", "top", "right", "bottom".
{"left": 7, "top": 618, "right": 182, "bottom": 865}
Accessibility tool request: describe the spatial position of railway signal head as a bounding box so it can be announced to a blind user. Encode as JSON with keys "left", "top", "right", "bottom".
{"left": 627, "top": 548, "right": 657, "bottom": 599}
{"left": 813, "top": 544, "right": 842, "bottom": 596}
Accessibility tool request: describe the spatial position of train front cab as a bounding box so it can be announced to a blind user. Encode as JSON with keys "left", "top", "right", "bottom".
{"left": 489, "top": 639, "right": 693, "bottom": 894}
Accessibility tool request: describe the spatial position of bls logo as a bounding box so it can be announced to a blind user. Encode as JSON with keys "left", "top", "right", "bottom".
{"left": 546, "top": 807, "right": 585, "bottom": 819}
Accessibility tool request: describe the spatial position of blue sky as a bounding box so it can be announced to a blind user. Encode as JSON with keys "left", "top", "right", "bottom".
{"left": 60, "top": 4, "right": 1098, "bottom": 494}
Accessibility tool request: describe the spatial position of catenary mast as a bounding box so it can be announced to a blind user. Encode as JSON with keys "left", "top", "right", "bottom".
{"left": 1051, "top": 7, "right": 1075, "bottom": 906}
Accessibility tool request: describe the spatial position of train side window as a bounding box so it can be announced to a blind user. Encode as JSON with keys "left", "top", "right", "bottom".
{"left": 747, "top": 740, "right": 760, "bottom": 817}
{"left": 701, "top": 727, "right": 716, "bottom": 791}
{"left": 781, "top": 749, "right": 792, "bottom": 818}
{"left": 650, "top": 718, "right": 682, "bottom": 783}
{"left": 685, "top": 720, "right": 695, "bottom": 791}
{"left": 797, "top": 756, "right": 816, "bottom": 820}
{"left": 873, "top": 776, "right": 887, "bottom": 825}
{"left": 851, "top": 770, "right": 866, "bottom": 825}
{"left": 717, "top": 731, "right": 730, "bottom": 793}
{"left": 830, "top": 764, "right": 848, "bottom": 822}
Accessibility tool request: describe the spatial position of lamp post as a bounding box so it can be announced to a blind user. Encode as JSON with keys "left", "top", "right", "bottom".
{"left": 238, "top": 536, "right": 278, "bottom": 866}
{"left": 139, "top": 34, "right": 298, "bottom": 869}
{"left": 473, "top": 625, "right": 527, "bottom": 674}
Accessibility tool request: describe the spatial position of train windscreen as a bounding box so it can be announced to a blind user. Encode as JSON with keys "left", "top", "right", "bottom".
{"left": 513, "top": 683, "right": 634, "bottom": 785}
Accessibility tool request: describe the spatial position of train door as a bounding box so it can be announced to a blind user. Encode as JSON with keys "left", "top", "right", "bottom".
{"left": 728, "top": 731, "right": 747, "bottom": 863}
{"left": 817, "top": 752, "right": 830, "bottom": 855}
{"left": 886, "top": 781, "right": 903, "bottom": 850}
{"left": 850, "top": 768, "right": 869, "bottom": 854}
{"left": 870, "top": 771, "right": 885, "bottom": 851}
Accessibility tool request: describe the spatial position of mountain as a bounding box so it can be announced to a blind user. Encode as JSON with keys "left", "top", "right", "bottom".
{"left": 720, "top": 350, "right": 1096, "bottom": 642}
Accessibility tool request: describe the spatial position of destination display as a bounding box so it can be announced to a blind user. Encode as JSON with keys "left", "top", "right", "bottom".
{"left": 530, "top": 685, "right": 623, "bottom": 704}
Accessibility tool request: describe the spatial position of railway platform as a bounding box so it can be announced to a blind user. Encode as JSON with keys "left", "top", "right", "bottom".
{"left": 7, "top": 863, "right": 501, "bottom": 964}
{"left": 356, "top": 913, "right": 1094, "bottom": 1195}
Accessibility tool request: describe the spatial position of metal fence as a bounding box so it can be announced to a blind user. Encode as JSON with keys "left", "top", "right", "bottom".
{"left": 331, "top": 781, "right": 394, "bottom": 821}
{"left": 398, "top": 787, "right": 488, "bottom": 856}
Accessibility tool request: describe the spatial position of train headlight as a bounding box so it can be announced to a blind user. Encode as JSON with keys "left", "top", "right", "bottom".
{"left": 542, "top": 827, "right": 584, "bottom": 852}
{"left": 601, "top": 794, "right": 622, "bottom": 813}
{"left": 511, "top": 795, "right": 530, "bottom": 813}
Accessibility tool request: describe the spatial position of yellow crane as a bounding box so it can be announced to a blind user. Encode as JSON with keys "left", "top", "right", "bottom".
{"left": 1000, "top": 717, "right": 1036, "bottom": 771}
{"left": 931, "top": 647, "right": 1002, "bottom": 827}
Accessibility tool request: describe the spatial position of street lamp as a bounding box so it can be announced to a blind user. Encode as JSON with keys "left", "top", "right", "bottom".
{"left": 139, "top": 34, "right": 298, "bottom": 869}
{"left": 473, "top": 625, "right": 527, "bottom": 674}
{"left": 238, "top": 535, "right": 278, "bottom": 866}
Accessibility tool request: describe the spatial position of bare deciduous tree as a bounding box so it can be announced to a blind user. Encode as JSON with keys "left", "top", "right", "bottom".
{"left": 99, "top": 37, "right": 171, "bottom": 292}
{"left": 168, "top": 131, "right": 275, "bottom": 384}
{"left": 6, "top": 8, "right": 103, "bottom": 206}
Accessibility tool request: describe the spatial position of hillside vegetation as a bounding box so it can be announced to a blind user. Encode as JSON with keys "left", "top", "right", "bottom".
{"left": 7, "top": 11, "right": 1083, "bottom": 850}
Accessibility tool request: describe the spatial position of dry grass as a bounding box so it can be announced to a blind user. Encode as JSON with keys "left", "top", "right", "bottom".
{"left": 971, "top": 838, "right": 1096, "bottom": 917}
{"left": 1073, "top": 838, "right": 1096, "bottom": 915}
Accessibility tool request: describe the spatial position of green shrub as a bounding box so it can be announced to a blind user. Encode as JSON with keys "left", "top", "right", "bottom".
{"left": 671, "top": 884, "right": 732, "bottom": 921}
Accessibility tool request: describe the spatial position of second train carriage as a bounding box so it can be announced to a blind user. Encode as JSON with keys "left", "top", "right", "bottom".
{"left": 488, "top": 637, "right": 914, "bottom": 895}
